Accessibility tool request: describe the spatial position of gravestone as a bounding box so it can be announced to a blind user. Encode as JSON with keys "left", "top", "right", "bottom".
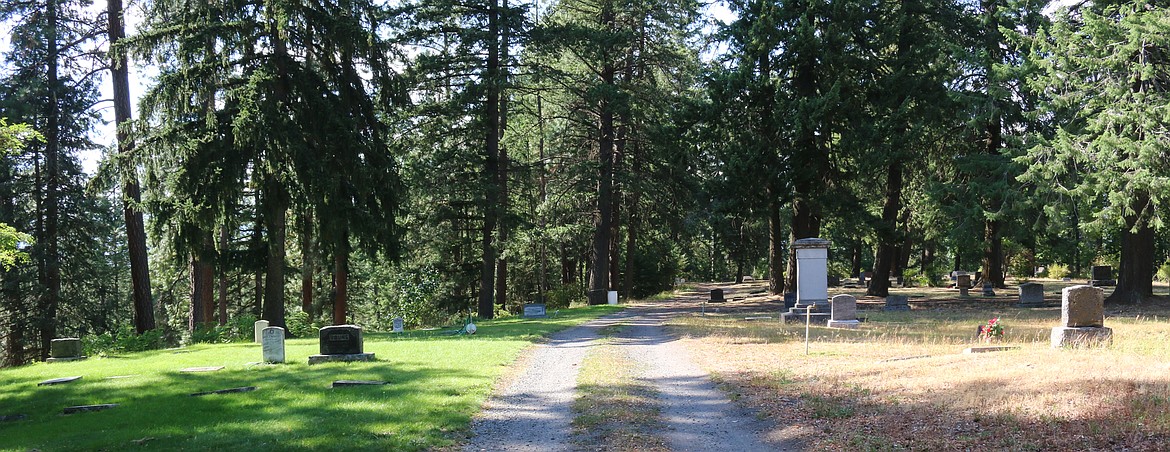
{"left": 309, "top": 325, "right": 375, "bottom": 364}
{"left": 1051, "top": 285, "right": 1112, "bottom": 348}
{"left": 47, "top": 338, "right": 85, "bottom": 362}
{"left": 523, "top": 303, "right": 547, "bottom": 318}
{"left": 1017, "top": 282, "right": 1045, "bottom": 308}
{"left": 982, "top": 283, "right": 996, "bottom": 297}
{"left": 38, "top": 376, "right": 82, "bottom": 386}
{"left": 827, "top": 276, "right": 841, "bottom": 287}
{"left": 190, "top": 386, "right": 257, "bottom": 397}
{"left": 1090, "top": 265, "right": 1116, "bottom": 286}
{"left": 883, "top": 295, "right": 910, "bottom": 311}
{"left": 783, "top": 293, "right": 796, "bottom": 309}
{"left": 63, "top": 404, "right": 116, "bottom": 415}
{"left": 254, "top": 320, "right": 269, "bottom": 343}
{"left": 332, "top": 380, "right": 387, "bottom": 388}
{"left": 862, "top": 271, "right": 874, "bottom": 287}
{"left": 608, "top": 290, "right": 618, "bottom": 305}
{"left": 793, "top": 238, "right": 830, "bottom": 308}
{"left": 180, "top": 366, "right": 224, "bottom": 373}
{"left": 261, "top": 326, "right": 285, "bottom": 364}
{"left": 956, "top": 274, "right": 972, "bottom": 289}
{"left": 779, "top": 238, "right": 832, "bottom": 323}
{"left": 709, "top": 289, "right": 725, "bottom": 303}
{"left": 392, "top": 317, "right": 405, "bottom": 333}
{"left": 827, "top": 294, "right": 860, "bottom": 329}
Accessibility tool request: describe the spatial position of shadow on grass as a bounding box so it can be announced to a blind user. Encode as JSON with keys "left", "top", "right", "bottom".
{"left": 0, "top": 305, "right": 624, "bottom": 451}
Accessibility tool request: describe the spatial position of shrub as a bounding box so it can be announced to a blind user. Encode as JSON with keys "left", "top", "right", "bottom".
{"left": 546, "top": 282, "right": 585, "bottom": 308}
{"left": 83, "top": 326, "right": 164, "bottom": 356}
{"left": 285, "top": 310, "right": 318, "bottom": 338}
{"left": 1157, "top": 263, "right": 1170, "bottom": 282}
{"left": 1047, "top": 263, "right": 1070, "bottom": 279}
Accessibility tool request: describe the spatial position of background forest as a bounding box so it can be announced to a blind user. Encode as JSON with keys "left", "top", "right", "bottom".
{"left": 3, "top": 0, "right": 1170, "bottom": 366}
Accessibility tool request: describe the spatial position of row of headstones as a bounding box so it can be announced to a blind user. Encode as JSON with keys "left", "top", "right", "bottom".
{"left": 824, "top": 285, "right": 1111, "bottom": 347}
{"left": 251, "top": 321, "right": 374, "bottom": 365}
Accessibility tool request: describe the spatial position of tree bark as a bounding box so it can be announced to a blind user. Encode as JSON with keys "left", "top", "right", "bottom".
{"left": 38, "top": 0, "right": 62, "bottom": 359}
{"left": 494, "top": 0, "right": 510, "bottom": 312}
{"left": 110, "top": 0, "right": 155, "bottom": 334}
{"left": 333, "top": 232, "right": 349, "bottom": 325}
{"left": 622, "top": 143, "right": 642, "bottom": 299}
{"left": 1106, "top": 195, "right": 1155, "bottom": 304}
{"left": 588, "top": 0, "right": 617, "bottom": 306}
{"left": 867, "top": 162, "right": 903, "bottom": 297}
{"left": 767, "top": 194, "right": 784, "bottom": 295}
{"left": 217, "top": 225, "right": 228, "bottom": 325}
{"left": 478, "top": 0, "right": 502, "bottom": 319}
{"left": 982, "top": 219, "right": 1005, "bottom": 288}
{"left": 301, "top": 211, "right": 315, "bottom": 318}
{"left": 262, "top": 179, "right": 288, "bottom": 329}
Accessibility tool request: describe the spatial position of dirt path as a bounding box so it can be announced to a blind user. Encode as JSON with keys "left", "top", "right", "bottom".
{"left": 464, "top": 295, "right": 800, "bottom": 451}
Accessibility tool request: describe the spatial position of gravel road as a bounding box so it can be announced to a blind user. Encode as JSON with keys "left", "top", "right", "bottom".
{"left": 464, "top": 300, "right": 801, "bottom": 451}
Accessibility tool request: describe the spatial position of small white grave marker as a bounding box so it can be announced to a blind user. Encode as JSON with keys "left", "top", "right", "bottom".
{"left": 254, "top": 320, "right": 269, "bottom": 343}
{"left": 262, "top": 326, "right": 286, "bottom": 363}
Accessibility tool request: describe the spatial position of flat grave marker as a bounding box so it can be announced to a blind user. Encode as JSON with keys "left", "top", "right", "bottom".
{"left": 332, "top": 380, "right": 388, "bottom": 388}
{"left": 180, "top": 366, "right": 225, "bottom": 373}
{"left": 190, "top": 386, "right": 257, "bottom": 397}
{"left": 37, "top": 376, "right": 82, "bottom": 386}
{"left": 63, "top": 404, "right": 117, "bottom": 415}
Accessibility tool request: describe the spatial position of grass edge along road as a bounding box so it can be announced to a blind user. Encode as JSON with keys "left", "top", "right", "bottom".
{"left": 0, "top": 304, "right": 621, "bottom": 451}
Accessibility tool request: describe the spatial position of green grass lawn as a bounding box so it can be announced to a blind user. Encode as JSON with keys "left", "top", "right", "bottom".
{"left": 0, "top": 305, "right": 621, "bottom": 451}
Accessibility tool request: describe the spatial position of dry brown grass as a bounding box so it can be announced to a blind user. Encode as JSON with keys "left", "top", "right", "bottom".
{"left": 669, "top": 281, "right": 1170, "bottom": 450}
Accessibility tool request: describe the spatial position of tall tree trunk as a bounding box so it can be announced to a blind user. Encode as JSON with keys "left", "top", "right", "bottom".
{"left": 301, "top": 211, "right": 315, "bottom": 318}
{"left": 982, "top": 219, "right": 1005, "bottom": 288}
{"left": 588, "top": 0, "right": 617, "bottom": 306}
{"left": 251, "top": 201, "right": 264, "bottom": 318}
{"left": 217, "top": 225, "right": 229, "bottom": 325}
{"left": 622, "top": 142, "right": 642, "bottom": 299}
{"left": 494, "top": 1, "right": 510, "bottom": 311}
{"left": 262, "top": 179, "right": 288, "bottom": 329}
{"left": 38, "top": 0, "right": 62, "bottom": 359}
{"left": 767, "top": 194, "right": 784, "bottom": 295}
{"left": 109, "top": 0, "right": 155, "bottom": 334}
{"left": 896, "top": 209, "right": 913, "bottom": 286}
{"left": 868, "top": 162, "right": 903, "bottom": 297}
{"left": 333, "top": 231, "right": 349, "bottom": 325}
{"left": 1106, "top": 194, "right": 1155, "bottom": 304}
{"left": 478, "top": 0, "right": 502, "bottom": 319}
{"left": 850, "top": 242, "right": 862, "bottom": 278}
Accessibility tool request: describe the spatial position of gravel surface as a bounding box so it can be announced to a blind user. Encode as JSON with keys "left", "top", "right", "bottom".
{"left": 465, "top": 298, "right": 801, "bottom": 451}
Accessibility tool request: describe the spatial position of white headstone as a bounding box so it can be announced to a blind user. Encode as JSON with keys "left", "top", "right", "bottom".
{"left": 607, "top": 291, "right": 618, "bottom": 305}
{"left": 792, "top": 238, "right": 831, "bottom": 307}
{"left": 262, "top": 326, "right": 285, "bottom": 363}
{"left": 254, "top": 320, "right": 269, "bottom": 343}
{"left": 392, "top": 317, "right": 404, "bottom": 333}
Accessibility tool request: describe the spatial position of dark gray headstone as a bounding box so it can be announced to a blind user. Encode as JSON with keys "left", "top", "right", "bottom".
{"left": 982, "top": 283, "right": 996, "bottom": 296}
{"left": 1018, "top": 282, "right": 1045, "bottom": 307}
{"left": 783, "top": 293, "right": 797, "bottom": 309}
{"left": 883, "top": 295, "right": 910, "bottom": 311}
{"left": 1092, "top": 266, "right": 1112, "bottom": 281}
{"left": 709, "top": 289, "right": 725, "bottom": 302}
{"left": 49, "top": 338, "right": 83, "bottom": 359}
{"left": 0, "top": 414, "right": 28, "bottom": 422}
{"left": 827, "top": 276, "right": 841, "bottom": 287}
{"left": 319, "top": 325, "right": 364, "bottom": 355}
{"left": 523, "top": 303, "right": 547, "bottom": 318}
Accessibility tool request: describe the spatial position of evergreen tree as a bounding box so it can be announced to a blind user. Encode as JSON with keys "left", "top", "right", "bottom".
{"left": 1022, "top": 1, "right": 1170, "bottom": 304}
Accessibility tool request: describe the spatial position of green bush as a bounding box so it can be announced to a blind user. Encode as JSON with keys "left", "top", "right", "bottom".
{"left": 546, "top": 282, "right": 585, "bottom": 308}
{"left": 1157, "top": 263, "right": 1170, "bottom": 282}
{"left": 285, "top": 310, "right": 318, "bottom": 338}
{"left": 1047, "top": 263, "right": 1070, "bottom": 279}
{"left": 83, "top": 326, "right": 164, "bottom": 356}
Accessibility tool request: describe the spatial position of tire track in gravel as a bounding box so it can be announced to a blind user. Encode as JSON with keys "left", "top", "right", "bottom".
{"left": 464, "top": 297, "right": 801, "bottom": 452}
